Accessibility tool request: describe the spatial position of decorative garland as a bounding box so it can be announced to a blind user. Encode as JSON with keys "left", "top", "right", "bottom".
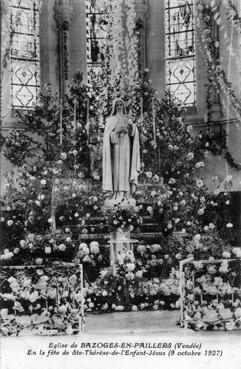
{"left": 196, "top": 0, "right": 241, "bottom": 122}
{"left": 195, "top": 0, "right": 241, "bottom": 170}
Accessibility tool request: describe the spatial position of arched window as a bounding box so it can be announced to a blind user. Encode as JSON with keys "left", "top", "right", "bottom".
{"left": 10, "top": 0, "right": 40, "bottom": 109}
{"left": 165, "top": 0, "right": 196, "bottom": 107}
{"left": 85, "top": 0, "right": 108, "bottom": 78}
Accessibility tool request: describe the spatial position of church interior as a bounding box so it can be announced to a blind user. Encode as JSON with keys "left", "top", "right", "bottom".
{"left": 0, "top": 0, "right": 241, "bottom": 336}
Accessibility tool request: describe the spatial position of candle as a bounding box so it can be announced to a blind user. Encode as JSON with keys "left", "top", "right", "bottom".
{"left": 86, "top": 98, "right": 90, "bottom": 142}
{"left": 152, "top": 97, "right": 156, "bottom": 148}
{"left": 141, "top": 96, "right": 143, "bottom": 118}
{"left": 59, "top": 97, "right": 63, "bottom": 146}
{"left": 73, "top": 97, "right": 77, "bottom": 133}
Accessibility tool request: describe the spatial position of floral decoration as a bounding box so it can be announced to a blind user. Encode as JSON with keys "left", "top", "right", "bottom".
{"left": 0, "top": 263, "right": 84, "bottom": 336}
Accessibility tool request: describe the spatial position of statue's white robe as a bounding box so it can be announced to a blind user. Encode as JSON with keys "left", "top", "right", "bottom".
{"left": 102, "top": 115, "right": 140, "bottom": 194}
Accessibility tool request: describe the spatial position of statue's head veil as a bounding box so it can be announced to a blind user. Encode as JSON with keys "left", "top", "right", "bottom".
{"left": 110, "top": 98, "right": 127, "bottom": 116}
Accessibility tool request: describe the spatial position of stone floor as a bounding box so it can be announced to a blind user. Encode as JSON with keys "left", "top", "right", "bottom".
{"left": 1, "top": 310, "right": 241, "bottom": 369}
{"left": 85, "top": 310, "right": 180, "bottom": 334}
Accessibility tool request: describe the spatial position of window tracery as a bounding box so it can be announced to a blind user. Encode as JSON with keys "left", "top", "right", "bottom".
{"left": 10, "top": 0, "right": 40, "bottom": 109}
{"left": 165, "top": 0, "right": 196, "bottom": 107}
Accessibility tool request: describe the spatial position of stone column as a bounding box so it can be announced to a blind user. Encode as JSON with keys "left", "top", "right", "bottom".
{"left": 54, "top": 0, "right": 74, "bottom": 99}
{"left": 208, "top": 4, "right": 222, "bottom": 122}
{"left": 135, "top": 1, "right": 149, "bottom": 79}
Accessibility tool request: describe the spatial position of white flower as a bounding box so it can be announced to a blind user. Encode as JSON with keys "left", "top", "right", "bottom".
{"left": 79, "top": 243, "right": 89, "bottom": 255}
{"left": 187, "top": 125, "right": 193, "bottom": 132}
{"left": 66, "top": 237, "right": 72, "bottom": 243}
{"left": 209, "top": 223, "right": 215, "bottom": 229}
{"left": 195, "top": 161, "right": 205, "bottom": 168}
{"left": 58, "top": 305, "right": 67, "bottom": 314}
{"left": 167, "top": 222, "right": 172, "bottom": 229}
{"left": 73, "top": 150, "right": 78, "bottom": 156}
{"left": 222, "top": 251, "right": 231, "bottom": 258}
{"left": 126, "top": 263, "right": 135, "bottom": 272}
{"left": 214, "top": 188, "right": 220, "bottom": 196}
{"left": 226, "top": 223, "right": 233, "bottom": 228}
{"left": 48, "top": 217, "right": 54, "bottom": 224}
{"left": 29, "top": 291, "right": 39, "bottom": 303}
{"left": 187, "top": 152, "right": 194, "bottom": 160}
{"left": 90, "top": 241, "right": 100, "bottom": 254}
{"left": 0, "top": 309, "right": 9, "bottom": 318}
{"left": 7, "top": 220, "right": 13, "bottom": 226}
{"left": 137, "top": 245, "right": 146, "bottom": 254}
{"left": 151, "top": 244, "right": 161, "bottom": 253}
{"left": 147, "top": 206, "right": 153, "bottom": 213}
{"left": 93, "top": 174, "right": 100, "bottom": 180}
{"left": 225, "top": 321, "right": 235, "bottom": 330}
{"left": 175, "top": 253, "right": 182, "bottom": 260}
{"left": 234, "top": 307, "right": 241, "bottom": 318}
{"left": 35, "top": 200, "right": 41, "bottom": 206}
{"left": 193, "top": 261, "right": 203, "bottom": 270}
{"left": 219, "top": 262, "right": 229, "bottom": 273}
{"left": 232, "top": 247, "right": 241, "bottom": 258}
{"left": 58, "top": 243, "right": 66, "bottom": 252}
{"left": 45, "top": 246, "right": 51, "bottom": 254}
{"left": 20, "top": 240, "right": 26, "bottom": 248}
{"left": 145, "top": 171, "right": 152, "bottom": 178}
{"left": 204, "top": 225, "right": 209, "bottom": 231}
{"left": 168, "top": 178, "right": 176, "bottom": 185}
{"left": 196, "top": 179, "right": 204, "bottom": 188}
{"left": 47, "top": 289, "right": 57, "bottom": 299}
{"left": 198, "top": 208, "right": 204, "bottom": 215}
{"left": 40, "top": 179, "right": 46, "bottom": 186}
{"left": 35, "top": 258, "right": 43, "bottom": 265}
{"left": 60, "top": 152, "right": 67, "bottom": 160}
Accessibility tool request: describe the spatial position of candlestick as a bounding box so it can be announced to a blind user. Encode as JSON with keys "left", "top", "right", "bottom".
{"left": 73, "top": 97, "right": 77, "bottom": 133}
{"left": 86, "top": 98, "right": 90, "bottom": 143}
{"left": 141, "top": 96, "right": 143, "bottom": 118}
{"left": 152, "top": 97, "right": 156, "bottom": 148}
{"left": 59, "top": 97, "right": 63, "bottom": 146}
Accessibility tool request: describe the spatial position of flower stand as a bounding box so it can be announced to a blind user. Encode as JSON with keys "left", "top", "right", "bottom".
{"left": 179, "top": 257, "right": 241, "bottom": 331}
{"left": 109, "top": 228, "right": 138, "bottom": 275}
{"left": 0, "top": 263, "right": 85, "bottom": 336}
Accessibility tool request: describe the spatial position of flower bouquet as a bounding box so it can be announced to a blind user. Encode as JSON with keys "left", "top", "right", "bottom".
{"left": 104, "top": 204, "right": 142, "bottom": 232}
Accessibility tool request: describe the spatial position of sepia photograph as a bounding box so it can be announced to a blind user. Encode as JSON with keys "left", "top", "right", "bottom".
{"left": 0, "top": 0, "right": 241, "bottom": 368}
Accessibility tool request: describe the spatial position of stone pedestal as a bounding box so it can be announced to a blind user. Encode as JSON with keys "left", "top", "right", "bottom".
{"left": 101, "top": 192, "right": 138, "bottom": 274}
{"left": 103, "top": 196, "right": 136, "bottom": 210}
{"left": 109, "top": 228, "right": 139, "bottom": 275}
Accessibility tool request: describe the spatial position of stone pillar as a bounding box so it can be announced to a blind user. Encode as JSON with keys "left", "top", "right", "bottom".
{"left": 135, "top": 1, "right": 149, "bottom": 79}
{"left": 208, "top": 4, "right": 222, "bottom": 122}
{"left": 54, "top": 0, "right": 74, "bottom": 99}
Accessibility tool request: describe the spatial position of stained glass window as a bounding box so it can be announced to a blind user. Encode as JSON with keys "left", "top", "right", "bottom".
{"left": 165, "top": 0, "right": 196, "bottom": 107}
{"left": 10, "top": 0, "right": 40, "bottom": 109}
{"left": 85, "top": 0, "right": 108, "bottom": 78}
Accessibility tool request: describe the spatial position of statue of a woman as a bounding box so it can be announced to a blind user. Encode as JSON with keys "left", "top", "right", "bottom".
{"left": 102, "top": 98, "right": 140, "bottom": 204}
